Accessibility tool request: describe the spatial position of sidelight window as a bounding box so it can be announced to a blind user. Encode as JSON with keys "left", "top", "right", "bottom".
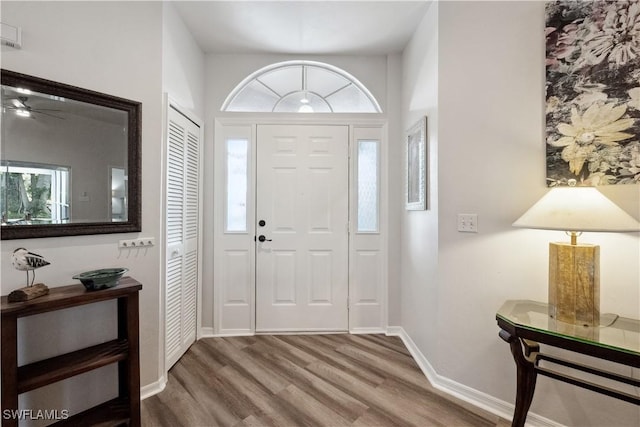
{"left": 356, "top": 140, "right": 379, "bottom": 233}
{"left": 225, "top": 138, "right": 249, "bottom": 232}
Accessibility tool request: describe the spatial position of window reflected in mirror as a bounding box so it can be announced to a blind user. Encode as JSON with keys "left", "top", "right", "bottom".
{"left": 1, "top": 161, "right": 70, "bottom": 224}
{"left": 110, "top": 167, "right": 127, "bottom": 222}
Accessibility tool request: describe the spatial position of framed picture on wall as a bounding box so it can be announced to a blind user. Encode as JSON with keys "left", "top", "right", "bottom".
{"left": 545, "top": 1, "right": 640, "bottom": 186}
{"left": 406, "top": 116, "right": 427, "bottom": 210}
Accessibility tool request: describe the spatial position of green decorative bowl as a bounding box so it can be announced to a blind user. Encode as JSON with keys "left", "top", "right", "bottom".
{"left": 73, "top": 268, "right": 128, "bottom": 291}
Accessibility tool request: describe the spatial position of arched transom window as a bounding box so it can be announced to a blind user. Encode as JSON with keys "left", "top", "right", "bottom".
{"left": 222, "top": 61, "right": 382, "bottom": 113}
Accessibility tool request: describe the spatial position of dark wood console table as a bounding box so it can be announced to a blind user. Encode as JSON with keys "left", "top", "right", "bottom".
{"left": 496, "top": 300, "right": 639, "bottom": 427}
{"left": 1, "top": 277, "right": 142, "bottom": 427}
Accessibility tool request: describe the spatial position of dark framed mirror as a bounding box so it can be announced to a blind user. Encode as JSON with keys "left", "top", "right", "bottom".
{"left": 1, "top": 69, "right": 141, "bottom": 239}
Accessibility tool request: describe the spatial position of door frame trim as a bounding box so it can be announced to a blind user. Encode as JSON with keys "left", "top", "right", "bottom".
{"left": 213, "top": 115, "right": 388, "bottom": 335}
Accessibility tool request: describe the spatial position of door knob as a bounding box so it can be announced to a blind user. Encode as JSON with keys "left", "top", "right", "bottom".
{"left": 258, "top": 220, "right": 266, "bottom": 227}
{"left": 258, "top": 235, "right": 272, "bottom": 242}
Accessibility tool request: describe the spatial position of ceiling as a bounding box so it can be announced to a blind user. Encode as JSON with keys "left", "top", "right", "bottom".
{"left": 173, "top": 1, "right": 431, "bottom": 55}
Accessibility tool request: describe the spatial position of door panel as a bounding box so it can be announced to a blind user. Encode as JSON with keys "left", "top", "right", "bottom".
{"left": 256, "top": 125, "right": 349, "bottom": 331}
{"left": 165, "top": 104, "right": 201, "bottom": 369}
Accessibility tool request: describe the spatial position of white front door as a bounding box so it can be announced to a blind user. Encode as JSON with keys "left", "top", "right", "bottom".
{"left": 256, "top": 125, "right": 349, "bottom": 332}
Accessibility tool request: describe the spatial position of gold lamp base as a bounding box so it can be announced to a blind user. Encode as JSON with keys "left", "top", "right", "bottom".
{"left": 548, "top": 242, "right": 600, "bottom": 327}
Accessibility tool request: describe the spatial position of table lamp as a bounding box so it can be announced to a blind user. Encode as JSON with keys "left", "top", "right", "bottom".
{"left": 513, "top": 186, "right": 640, "bottom": 327}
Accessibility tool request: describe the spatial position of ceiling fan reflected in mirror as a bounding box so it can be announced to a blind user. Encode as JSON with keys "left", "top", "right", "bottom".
{"left": 4, "top": 95, "right": 64, "bottom": 119}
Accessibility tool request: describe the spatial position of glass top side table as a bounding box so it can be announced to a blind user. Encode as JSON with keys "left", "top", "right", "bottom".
{"left": 496, "top": 300, "right": 639, "bottom": 427}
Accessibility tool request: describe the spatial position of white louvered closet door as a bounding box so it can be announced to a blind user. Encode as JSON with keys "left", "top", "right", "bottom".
{"left": 165, "top": 103, "right": 201, "bottom": 369}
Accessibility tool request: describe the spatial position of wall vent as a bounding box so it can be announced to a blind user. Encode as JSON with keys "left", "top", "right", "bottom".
{"left": 1, "top": 22, "right": 22, "bottom": 49}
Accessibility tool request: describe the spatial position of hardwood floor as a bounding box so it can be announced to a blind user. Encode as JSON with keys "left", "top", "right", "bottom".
{"left": 142, "top": 334, "right": 510, "bottom": 427}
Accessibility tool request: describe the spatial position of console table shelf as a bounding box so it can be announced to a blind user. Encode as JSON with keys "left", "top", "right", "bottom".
{"left": 1, "top": 278, "right": 142, "bottom": 427}
{"left": 50, "top": 397, "right": 130, "bottom": 427}
{"left": 17, "top": 339, "right": 129, "bottom": 394}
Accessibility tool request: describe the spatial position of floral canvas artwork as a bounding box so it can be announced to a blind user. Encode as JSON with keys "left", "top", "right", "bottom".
{"left": 545, "top": 0, "right": 640, "bottom": 186}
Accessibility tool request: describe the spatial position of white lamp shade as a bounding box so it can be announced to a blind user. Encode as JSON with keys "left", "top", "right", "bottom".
{"left": 513, "top": 187, "right": 640, "bottom": 232}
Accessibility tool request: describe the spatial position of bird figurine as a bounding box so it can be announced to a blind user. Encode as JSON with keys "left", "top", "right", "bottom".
{"left": 11, "top": 248, "right": 51, "bottom": 286}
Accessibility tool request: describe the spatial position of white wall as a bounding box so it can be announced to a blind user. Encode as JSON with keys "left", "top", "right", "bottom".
{"left": 400, "top": 0, "right": 440, "bottom": 364}
{"left": 162, "top": 2, "right": 205, "bottom": 118}
{"left": 0, "top": 1, "right": 163, "bottom": 421}
{"left": 386, "top": 52, "right": 403, "bottom": 326}
{"left": 401, "top": 1, "right": 640, "bottom": 426}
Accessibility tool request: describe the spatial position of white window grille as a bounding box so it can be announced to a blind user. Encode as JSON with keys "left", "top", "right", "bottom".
{"left": 222, "top": 61, "right": 382, "bottom": 113}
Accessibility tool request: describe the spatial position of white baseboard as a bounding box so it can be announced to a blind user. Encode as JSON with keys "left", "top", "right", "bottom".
{"left": 386, "top": 326, "right": 403, "bottom": 336}
{"left": 386, "top": 327, "right": 563, "bottom": 427}
{"left": 199, "top": 326, "right": 215, "bottom": 338}
{"left": 349, "top": 327, "right": 387, "bottom": 334}
{"left": 198, "top": 327, "right": 388, "bottom": 337}
{"left": 213, "top": 330, "right": 255, "bottom": 337}
{"left": 140, "top": 375, "right": 167, "bottom": 400}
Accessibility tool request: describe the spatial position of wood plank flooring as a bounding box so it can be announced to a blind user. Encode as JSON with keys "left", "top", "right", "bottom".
{"left": 142, "top": 334, "right": 510, "bottom": 427}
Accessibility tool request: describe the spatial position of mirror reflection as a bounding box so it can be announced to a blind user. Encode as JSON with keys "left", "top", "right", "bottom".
{"left": 2, "top": 86, "right": 128, "bottom": 225}
{"left": 0, "top": 69, "right": 141, "bottom": 239}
